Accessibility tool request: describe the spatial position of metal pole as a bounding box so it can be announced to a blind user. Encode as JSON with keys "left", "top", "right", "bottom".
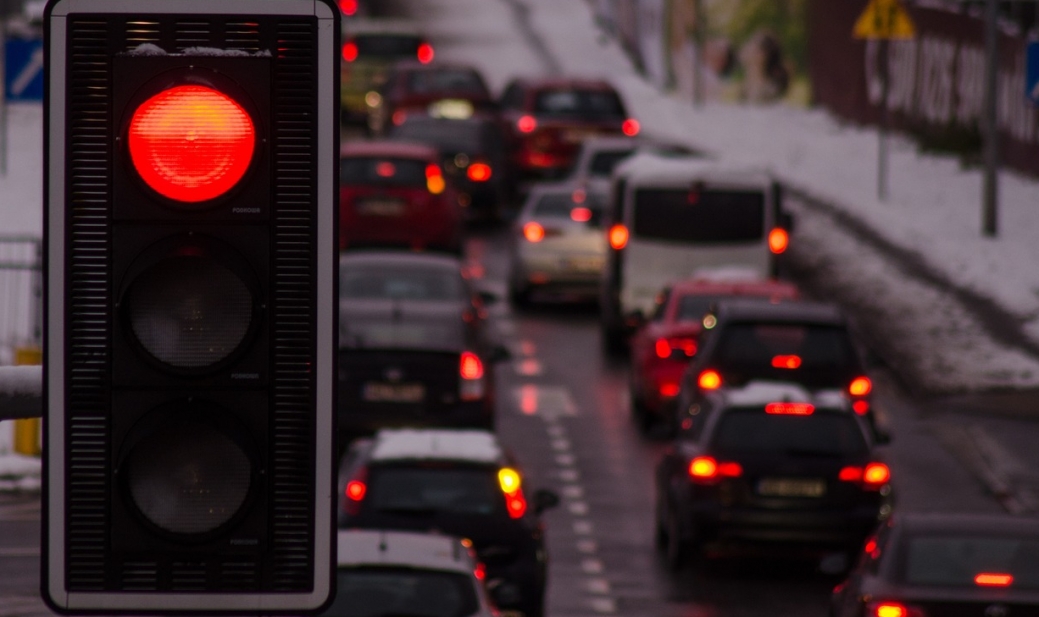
{"left": 692, "top": 0, "right": 704, "bottom": 107}
{"left": 981, "top": 0, "right": 999, "bottom": 236}
{"left": 0, "top": 2, "right": 8, "bottom": 177}
{"left": 878, "top": 39, "right": 889, "bottom": 202}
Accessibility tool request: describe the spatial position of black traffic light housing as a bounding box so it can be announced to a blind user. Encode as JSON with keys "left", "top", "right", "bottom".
{"left": 43, "top": 1, "right": 339, "bottom": 613}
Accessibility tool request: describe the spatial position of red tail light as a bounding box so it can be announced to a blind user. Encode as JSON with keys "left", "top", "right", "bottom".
{"left": 853, "top": 400, "right": 870, "bottom": 415}
{"left": 343, "top": 467, "right": 368, "bottom": 515}
{"left": 417, "top": 42, "right": 434, "bottom": 64}
{"left": 771, "top": 354, "right": 802, "bottom": 369}
{"left": 868, "top": 601, "right": 925, "bottom": 617}
{"left": 128, "top": 85, "right": 255, "bottom": 203}
{"left": 467, "top": 162, "right": 492, "bottom": 182}
{"left": 523, "top": 222, "right": 545, "bottom": 243}
{"left": 570, "top": 206, "right": 592, "bottom": 222}
{"left": 765, "top": 402, "right": 814, "bottom": 415}
{"left": 697, "top": 369, "right": 722, "bottom": 390}
{"left": 338, "top": 0, "right": 358, "bottom": 15}
{"left": 498, "top": 468, "right": 527, "bottom": 518}
{"left": 655, "top": 337, "right": 697, "bottom": 359}
{"left": 345, "top": 480, "right": 366, "bottom": 501}
{"left": 768, "top": 227, "right": 789, "bottom": 254}
{"left": 460, "top": 351, "right": 484, "bottom": 380}
{"left": 659, "top": 382, "right": 680, "bottom": 397}
{"left": 622, "top": 118, "right": 640, "bottom": 136}
{"left": 688, "top": 456, "right": 742, "bottom": 483}
{"left": 425, "top": 163, "right": 445, "bottom": 194}
{"left": 608, "top": 223, "right": 629, "bottom": 250}
{"left": 840, "top": 462, "right": 890, "bottom": 489}
{"left": 571, "top": 188, "right": 586, "bottom": 203}
{"left": 849, "top": 376, "right": 872, "bottom": 396}
{"left": 974, "top": 573, "right": 1013, "bottom": 587}
{"left": 517, "top": 115, "right": 537, "bottom": 133}
{"left": 342, "top": 41, "right": 358, "bottom": 62}
{"left": 474, "top": 562, "right": 486, "bottom": 581}
{"left": 392, "top": 110, "right": 407, "bottom": 126}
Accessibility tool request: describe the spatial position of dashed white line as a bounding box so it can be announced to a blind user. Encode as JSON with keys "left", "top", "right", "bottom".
{"left": 585, "top": 578, "right": 611, "bottom": 595}
{"left": 589, "top": 597, "right": 617, "bottom": 613}
{"left": 576, "top": 539, "right": 597, "bottom": 554}
{"left": 568, "top": 501, "right": 589, "bottom": 516}
{"left": 555, "top": 453, "right": 576, "bottom": 467}
{"left": 581, "top": 558, "right": 604, "bottom": 574}
{"left": 573, "top": 520, "right": 594, "bottom": 535}
{"left": 550, "top": 438, "right": 571, "bottom": 451}
{"left": 561, "top": 485, "right": 584, "bottom": 499}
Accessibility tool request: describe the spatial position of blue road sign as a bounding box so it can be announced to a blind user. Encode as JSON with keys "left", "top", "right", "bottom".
{"left": 4, "top": 38, "right": 44, "bottom": 102}
{"left": 1027, "top": 41, "right": 1039, "bottom": 106}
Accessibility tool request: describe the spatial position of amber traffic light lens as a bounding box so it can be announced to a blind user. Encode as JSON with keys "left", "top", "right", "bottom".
{"left": 128, "top": 85, "right": 255, "bottom": 203}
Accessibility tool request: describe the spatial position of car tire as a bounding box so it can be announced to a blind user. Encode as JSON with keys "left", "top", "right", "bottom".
{"left": 663, "top": 509, "right": 689, "bottom": 572}
{"left": 631, "top": 395, "right": 654, "bottom": 434}
{"left": 601, "top": 325, "right": 627, "bottom": 356}
{"left": 509, "top": 283, "right": 532, "bottom": 309}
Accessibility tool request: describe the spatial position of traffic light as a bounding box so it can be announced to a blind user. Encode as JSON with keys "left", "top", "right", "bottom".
{"left": 43, "top": 0, "right": 340, "bottom": 613}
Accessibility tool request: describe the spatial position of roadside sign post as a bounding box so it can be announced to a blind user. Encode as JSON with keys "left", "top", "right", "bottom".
{"left": 981, "top": 0, "right": 998, "bottom": 236}
{"left": 853, "top": 0, "right": 916, "bottom": 203}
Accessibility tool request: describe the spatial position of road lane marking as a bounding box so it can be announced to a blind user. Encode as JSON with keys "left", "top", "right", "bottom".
{"left": 589, "top": 597, "right": 617, "bottom": 613}
{"left": 0, "top": 546, "right": 40, "bottom": 557}
{"left": 561, "top": 485, "right": 583, "bottom": 499}
{"left": 558, "top": 468, "right": 580, "bottom": 482}
{"left": 586, "top": 578, "right": 611, "bottom": 594}
{"left": 576, "top": 539, "right": 597, "bottom": 554}
{"left": 573, "top": 520, "right": 594, "bottom": 535}
{"left": 511, "top": 385, "right": 577, "bottom": 418}
{"left": 568, "top": 501, "right": 589, "bottom": 516}
{"left": 514, "top": 358, "right": 543, "bottom": 376}
{"left": 551, "top": 438, "right": 571, "bottom": 451}
{"left": 581, "top": 558, "right": 604, "bottom": 574}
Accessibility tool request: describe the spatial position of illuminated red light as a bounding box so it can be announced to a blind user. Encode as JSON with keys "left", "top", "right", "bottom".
{"left": 622, "top": 118, "right": 640, "bottom": 136}
{"left": 417, "top": 42, "right": 435, "bottom": 64}
{"left": 659, "top": 382, "right": 680, "bottom": 398}
{"left": 128, "top": 85, "right": 255, "bottom": 203}
{"left": 571, "top": 188, "right": 586, "bottom": 203}
{"left": 467, "top": 162, "right": 492, "bottom": 182}
{"left": 974, "top": 573, "right": 1013, "bottom": 587}
{"left": 425, "top": 163, "right": 445, "bottom": 194}
{"left": 771, "top": 354, "right": 802, "bottom": 369}
{"left": 392, "top": 110, "right": 407, "bottom": 126}
{"left": 864, "top": 462, "right": 891, "bottom": 486}
{"left": 655, "top": 339, "right": 671, "bottom": 359}
{"left": 375, "top": 161, "right": 395, "bottom": 177}
{"left": 342, "top": 41, "right": 358, "bottom": 62}
{"left": 768, "top": 227, "right": 789, "bottom": 254}
{"left": 473, "top": 563, "right": 486, "bottom": 581}
{"left": 853, "top": 400, "right": 870, "bottom": 415}
{"left": 688, "top": 456, "right": 742, "bottom": 481}
{"left": 570, "top": 207, "right": 592, "bottom": 222}
{"left": 517, "top": 115, "right": 537, "bottom": 133}
{"left": 608, "top": 223, "right": 629, "bottom": 250}
{"left": 698, "top": 369, "right": 722, "bottom": 390}
{"left": 523, "top": 222, "right": 545, "bottom": 243}
{"left": 506, "top": 493, "right": 527, "bottom": 518}
{"left": 839, "top": 466, "right": 863, "bottom": 482}
{"left": 765, "top": 402, "right": 815, "bottom": 415}
{"left": 849, "top": 376, "right": 873, "bottom": 396}
{"left": 338, "top": 0, "right": 358, "bottom": 15}
{"left": 345, "top": 480, "right": 366, "bottom": 501}
{"left": 460, "top": 351, "right": 484, "bottom": 380}
{"left": 872, "top": 603, "right": 908, "bottom": 617}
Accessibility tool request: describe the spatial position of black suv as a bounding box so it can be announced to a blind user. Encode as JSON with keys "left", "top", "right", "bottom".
{"left": 338, "top": 429, "right": 559, "bottom": 617}
{"left": 675, "top": 299, "right": 878, "bottom": 433}
{"left": 655, "top": 381, "right": 892, "bottom": 570}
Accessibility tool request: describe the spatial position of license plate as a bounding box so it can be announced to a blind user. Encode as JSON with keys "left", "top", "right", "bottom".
{"left": 357, "top": 198, "right": 406, "bottom": 216}
{"left": 562, "top": 256, "right": 603, "bottom": 272}
{"left": 362, "top": 382, "right": 425, "bottom": 403}
{"left": 563, "top": 128, "right": 600, "bottom": 143}
{"left": 757, "top": 478, "right": 826, "bottom": 498}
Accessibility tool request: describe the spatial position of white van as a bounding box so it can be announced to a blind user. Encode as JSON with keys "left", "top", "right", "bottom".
{"left": 599, "top": 152, "right": 791, "bottom": 351}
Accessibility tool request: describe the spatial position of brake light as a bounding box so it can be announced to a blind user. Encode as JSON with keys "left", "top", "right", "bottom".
{"left": 608, "top": 223, "right": 629, "bottom": 250}
{"left": 659, "top": 382, "right": 680, "bottom": 397}
{"left": 853, "top": 400, "right": 870, "bottom": 415}
{"left": 339, "top": 0, "right": 358, "bottom": 15}
{"left": 622, "top": 118, "right": 640, "bottom": 136}
{"left": 459, "top": 351, "right": 485, "bottom": 401}
{"left": 417, "top": 42, "right": 435, "bottom": 64}
{"left": 392, "top": 110, "right": 407, "bottom": 126}
{"left": 975, "top": 573, "right": 1013, "bottom": 587}
{"left": 867, "top": 601, "right": 925, "bottom": 617}
{"left": 523, "top": 222, "right": 545, "bottom": 243}
{"left": 688, "top": 456, "right": 742, "bottom": 482}
{"left": 841, "top": 462, "right": 890, "bottom": 489}
{"left": 697, "top": 369, "right": 722, "bottom": 390}
{"left": 375, "top": 161, "right": 395, "bottom": 178}
{"left": 467, "top": 162, "right": 492, "bottom": 182}
{"left": 849, "top": 376, "right": 872, "bottom": 396}
{"left": 498, "top": 467, "right": 527, "bottom": 518}
{"left": 765, "top": 402, "right": 814, "bottom": 415}
{"left": 460, "top": 351, "right": 484, "bottom": 380}
{"left": 343, "top": 467, "right": 368, "bottom": 515}
{"left": 771, "top": 354, "right": 802, "bottom": 369}
{"left": 342, "top": 41, "right": 358, "bottom": 62}
{"left": 474, "top": 562, "right": 486, "bottom": 581}
{"left": 128, "top": 85, "right": 255, "bottom": 203}
{"left": 655, "top": 339, "right": 671, "bottom": 359}
{"left": 425, "top": 163, "right": 445, "bottom": 194}
{"left": 570, "top": 207, "right": 592, "bottom": 222}
{"left": 768, "top": 227, "right": 789, "bottom": 254}
{"left": 655, "top": 337, "right": 696, "bottom": 359}
{"left": 517, "top": 115, "right": 537, "bottom": 133}
{"left": 345, "top": 480, "right": 366, "bottom": 501}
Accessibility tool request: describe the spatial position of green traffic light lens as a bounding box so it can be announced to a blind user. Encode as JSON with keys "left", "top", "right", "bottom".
{"left": 126, "top": 254, "right": 254, "bottom": 369}
{"left": 124, "top": 412, "right": 253, "bottom": 535}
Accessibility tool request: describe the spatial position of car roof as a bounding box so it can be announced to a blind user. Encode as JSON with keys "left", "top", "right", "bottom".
{"left": 338, "top": 249, "right": 462, "bottom": 271}
{"left": 391, "top": 60, "right": 482, "bottom": 74}
{"left": 344, "top": 18, "right": 422, "bottom": 36}
{"left": 669, "top": 275, "right": 799, "bottom": 298}
{"left": 369, "top": 428, "right": 503, "bottom": 464}
{"left": 711, "top": 298, "right": 846, "bottom": 326}
{"left": 713, "top": 380, "right": 849, "bottom": 411}
{"left": 509, "top": 77, "right": 619, "bottom": 92}
{"left": 340, "top": 140, "right": 439, "bottom": 159}
{"left": 336, "top": 529, "right": 475, "bottom": 573}
{"left": 613, "top": 150, "right": 772, "bottom": 188}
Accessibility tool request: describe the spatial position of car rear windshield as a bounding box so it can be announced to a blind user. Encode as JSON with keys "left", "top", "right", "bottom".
{"left": 340, "top": 315, "right": 467, "bottom": 351}
{"left": 390, "top": 120, "right": 485, "bottom": 153}
{"left": 712, "top": 322, "right": 860, "bottom": 387}
{"left": 534, "top": 89, "right": 625, "bottom": 117}
{"left": 366, "top": 466, "right": 502, "bottom": 516}
{"left": 901, "top": 535, "right": 1039, "bottom": 590}
{"left": 341, "top": 157, "right": 428, "bottom": 187}
{"left": 632, "top": 189, "right": 765, "bottom": 243}
{"left": 353, "top": 34, "right": 421, "bottom": 58}
{"left": 676, "top": 294, "right": 727, "bottom": 321}
{"left": 533, "top": 192, "right": 604, "bottom": 226}
{"left": 711, "top": 409, "right": 868, "bottom": 457}
{"left": 588, "top": 149, "right": 635, "bottom": 176}
{"left": 408, "top": 69, "right": 488, "bottom": 95}
{"left": 340, "top": 264, "right": 464, "bottom": 301}
{"left": 327, "top": 567, "right": 479, "bottom": 617}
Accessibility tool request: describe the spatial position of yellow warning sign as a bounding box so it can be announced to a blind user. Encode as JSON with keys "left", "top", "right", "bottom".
{"left": 853, "top": 0, "right": 916, "bottom": 40}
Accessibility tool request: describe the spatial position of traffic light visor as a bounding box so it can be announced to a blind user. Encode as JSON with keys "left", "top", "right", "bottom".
{"left": 128, "top": 85, "right": 256, "bottom": 203}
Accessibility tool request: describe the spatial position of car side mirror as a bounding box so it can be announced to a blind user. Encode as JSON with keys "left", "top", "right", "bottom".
{"left": 478, "top": 290, "right": 499, "bottom": 306}
{"left": 623, "top": 310, "right": 646, "bottom": 330}
{"left": 533, "top": 488, "right": 559, "bottom": 515}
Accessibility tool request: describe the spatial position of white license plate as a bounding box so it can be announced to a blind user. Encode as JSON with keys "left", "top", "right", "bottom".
{"left": 562, "top": 256, "right": 603, "bottom": 272}
{"left": 563, "top": 128, "right": 600, "bottom": 143}
{"left": 362, "top": 382, "right": 425, "bottom": 403}
{"left": 357, "top": 199, "right": 406, "bottom": 216}
{"left": 757, "top": 478, "right": 826, "bottom": 498}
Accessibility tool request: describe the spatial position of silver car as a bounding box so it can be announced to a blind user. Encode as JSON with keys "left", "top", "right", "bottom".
{"left": 508, "top": 183, "right": 607, "bottom": 306}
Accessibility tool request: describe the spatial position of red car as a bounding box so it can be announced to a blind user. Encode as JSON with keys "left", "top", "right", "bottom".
{"left": 498, "top": 78, "right": 638, "bottom": 178}
{"left": 629, "top": 277, "right": 800, "bottom": 432}
{"left": 339, "top": 141, "right": 463, "bottom": 254}
{"left": 371, "top": 61, "right": 496, "bottom": 134}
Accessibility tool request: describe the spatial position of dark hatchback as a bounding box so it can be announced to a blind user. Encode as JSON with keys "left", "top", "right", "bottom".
{"left": 655, "top": 381, "right": 892, "bottom": 570}
{"left": 388, "top": 114, "right": 512, "bottom": 221}
{"left": 337, "top": 251, "right": 505, "bottom": 438}
{"left": 373, "top": 61, "right": 497, "bottom": 134}
{"left": 338, "top": 429, "right": 559, "bottom": 617}
{"left": 832, "top": 513, "right": 1039, "bottom": 617}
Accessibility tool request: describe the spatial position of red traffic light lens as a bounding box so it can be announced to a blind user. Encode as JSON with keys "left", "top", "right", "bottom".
{"left": 128, "top": 85, "right": 256, "bottom": 203}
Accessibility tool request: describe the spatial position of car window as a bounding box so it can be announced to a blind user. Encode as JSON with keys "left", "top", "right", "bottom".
{"left": 326, "top": 567, "right": 479, "bottom": 617}
{"left": 340, "top": 263, "right": 464, "bottom": 301}
{"left": 532, "top": 192, "right": 604, "bottom": 225}
{"left": 588, "top": 149, "right": 635, "bottom": 176}
{"left": 500, "top": 83, "right": 523, "bottom": 109}
{"left": 352, "top": 34, "right": 421, "bottom": 59}
{"left": 533, "top": 89, "right": 625, "bottom": 117}
{"left": 407, "top": 69, "right": 488, "bottom": 95}
{"left": 341, "top": 157, "right": 429, "bottom": 187}
{"left": 713, "top": 322, "right": 859, "bottom": 381}
{"left": 389, "top": 120, "right": 486, "bottom": 153}
{"left": 632, "top": 189, "right": 765, "bottom": 242}
{"left": 900, "top": 535, "right": 1039, "bottom": 590}
{"left": 710, "top": 409, "right": 868, "bottom": 456}
{"left": 676, "top": 294, "right": 727, "bottom": 322}
{"left": 367, "top": 466, "right": 502, "bottom": 516}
